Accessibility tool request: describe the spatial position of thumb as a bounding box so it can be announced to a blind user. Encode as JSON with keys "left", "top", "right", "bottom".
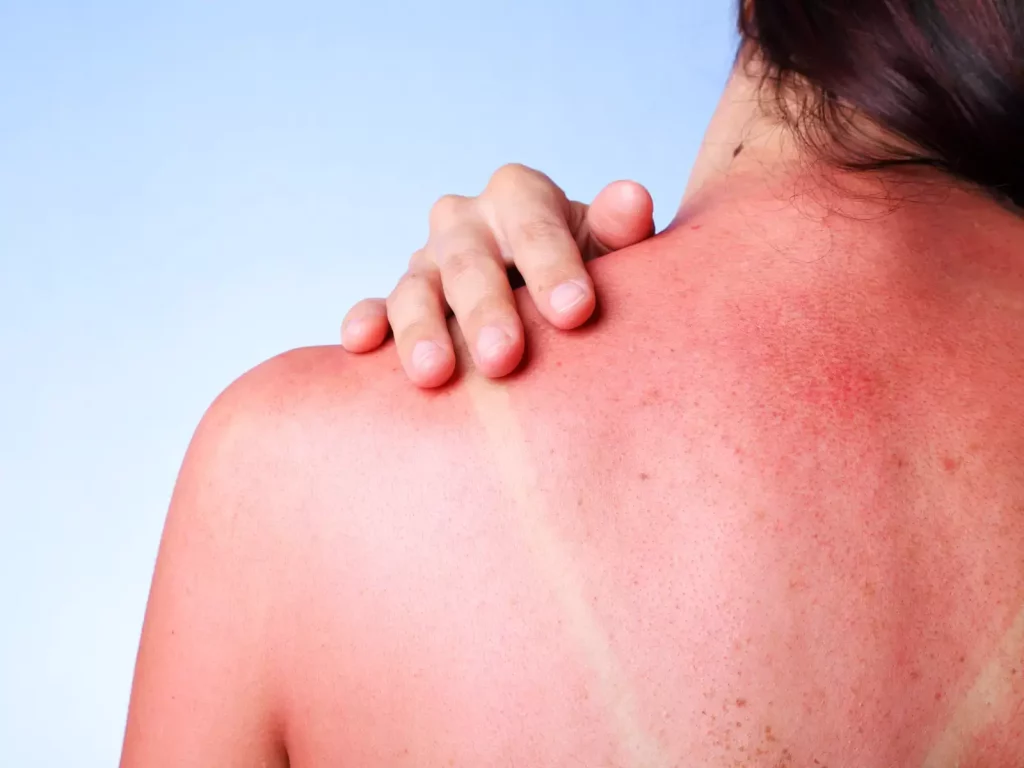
{"left": 580, "top": 180, "right": 655, "bottom": 258}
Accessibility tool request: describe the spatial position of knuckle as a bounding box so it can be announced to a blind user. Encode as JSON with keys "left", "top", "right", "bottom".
{"left": 488, "top": 162, "right": 535, "bottom": 192}
{"left": 437, "top": 246, "right": 482, "bottom": 281}
{"left": 438, "top": 247, "right": 497, "bottom": 304}
{"left": 408, "top": 247, "right": 431, "bottom": 270}
{"left": 429, "top": 194, "right": 469, "bottom": 228}
{"left": 515, "top": 214, "right": 567, "bottom": 246}
{"left": 387, "top": 270, "right": 427, "bottom": 305}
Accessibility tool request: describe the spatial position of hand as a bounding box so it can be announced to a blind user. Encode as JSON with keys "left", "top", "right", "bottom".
{"left": 341, "top": 163, "right": 655, "bottom": 388}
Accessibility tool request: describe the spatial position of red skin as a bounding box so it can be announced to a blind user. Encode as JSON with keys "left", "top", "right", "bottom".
{"left": 122, "top": 178, "right": 1024, "bottom": 768}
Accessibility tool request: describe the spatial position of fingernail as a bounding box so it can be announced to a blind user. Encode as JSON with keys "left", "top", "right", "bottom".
{"left": 550, "top": 280, "right": 588, "bottom": 314}
{"left": 412, "top": 340, "right": 447, "bottom": 370}
{"left": 477, "top": 325, "right": 513, "bottom": 362}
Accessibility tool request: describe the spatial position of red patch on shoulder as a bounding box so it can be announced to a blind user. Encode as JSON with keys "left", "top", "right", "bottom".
{"left": 802, "top": 357, "right": 881, "bottom": 419}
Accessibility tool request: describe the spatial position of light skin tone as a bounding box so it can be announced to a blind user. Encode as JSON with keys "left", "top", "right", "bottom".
{"left": 339, "top": 66, "right": 798, "bottom": 385}
{"left": 122, "top": 62, "right": 1024, "bottom": 767}
{"left": 340, "top": 168, "right": 657, "bottom": 386}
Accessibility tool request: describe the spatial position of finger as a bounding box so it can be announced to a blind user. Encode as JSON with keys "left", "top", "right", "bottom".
{"left": 431, "top": 220, "right": 525, "bottom": 379}
{"left": 386, "top": 267, "right": 457, "bottom": 388}
{"left": 580, "top": 180, "right": 656, "bottom": 258}
{"left": 340, "top": 298, "right": 390, "bottom": 353}
{"left": 484, "top": 165, "right": 595, "bottom": 330}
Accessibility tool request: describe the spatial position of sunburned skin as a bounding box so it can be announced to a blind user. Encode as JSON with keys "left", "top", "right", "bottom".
{"left": 466, "top": 348, "right": 1024, "bottom": 768}
{"left": 463, "top": 377, "right": 673, "bottom": 768}
{"left": 121, "top": 170, "right": 1024, "bottom": 768}
{"left": 449, "top": 188, "right": 1024, "bottom": 766}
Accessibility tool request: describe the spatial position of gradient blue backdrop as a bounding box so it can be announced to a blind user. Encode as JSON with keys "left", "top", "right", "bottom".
{"left": 0, "top": 1, "right": 737, "bottom": 764}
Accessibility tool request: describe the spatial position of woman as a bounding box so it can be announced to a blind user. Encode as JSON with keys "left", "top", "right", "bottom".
{"left": 342, "top": 2, "right": 1024, "bottom": 388}
{"left": 122, "top": 2, "right": 1024, "bottom": 766}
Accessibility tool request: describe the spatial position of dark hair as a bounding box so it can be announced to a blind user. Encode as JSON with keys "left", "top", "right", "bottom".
{"left": 739, "top": 0, "right": 1024, "bottom": 208}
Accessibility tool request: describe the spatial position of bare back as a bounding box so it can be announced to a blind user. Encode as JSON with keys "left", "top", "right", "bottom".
{"left": 123, "top": 175, "right": 1024, "bottom": 768}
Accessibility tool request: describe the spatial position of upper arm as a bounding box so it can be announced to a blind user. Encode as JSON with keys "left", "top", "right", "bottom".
{"left": 121, "top": 356, "right": 301, "bottom": 768}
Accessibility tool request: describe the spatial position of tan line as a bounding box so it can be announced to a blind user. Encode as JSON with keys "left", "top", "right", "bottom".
{"left": 920, "top": 601, "right": 1024, "bottom": 768}
{"left": 466, "top": 376, "right": 672, "bottom": 768}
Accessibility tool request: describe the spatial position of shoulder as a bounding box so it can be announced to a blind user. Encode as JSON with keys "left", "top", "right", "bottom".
{"left": 192, "top": 344, "right": 410, "bottom": 469}
{"left": 199, "top": 344, "right": 387, "bottom": 442}
{"left": 159, "top": 344, "right": 388, "bottom": 582}
{"left": 124, "top": 346, "right": 374, "bottom": 765}
{"left": 203, "top": 342, "right": 469, "bottom": 433}
{"left": 177, "top": 343, "right": 475, "bottom": 534}
{"left": 125, "top": 343, "right": 460, "bottom": 763}
{"left": 175, "top": 346, "right": 358, "bottom": 519}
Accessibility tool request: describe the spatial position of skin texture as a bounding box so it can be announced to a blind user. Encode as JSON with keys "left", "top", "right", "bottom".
{"left": 122, "top": 164, "right": 1024, "bottom": 767}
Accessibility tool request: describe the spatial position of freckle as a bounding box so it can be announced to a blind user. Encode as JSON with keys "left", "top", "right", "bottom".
{"left": 959, "top": 655, "right": 966, "bottom": 663}
{"left": 639, "top": 472, "right": 650, "bottom": 480}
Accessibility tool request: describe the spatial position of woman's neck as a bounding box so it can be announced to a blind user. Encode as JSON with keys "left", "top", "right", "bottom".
{"left": 679, "top": 66, "right": 799, "bottom": 211}
{"left": 674, "top": 62, "right": 978, "bottom": 226}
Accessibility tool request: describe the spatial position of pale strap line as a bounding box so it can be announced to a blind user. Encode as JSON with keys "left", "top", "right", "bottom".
{"left": 921, "top": 601, "right": 1024, "bottom": 768}
{"left": 466, "top": 377, "right": 672, "bottom": 768}
{"left": 468, "top": 372, "right": 1024, "bottom": 768}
